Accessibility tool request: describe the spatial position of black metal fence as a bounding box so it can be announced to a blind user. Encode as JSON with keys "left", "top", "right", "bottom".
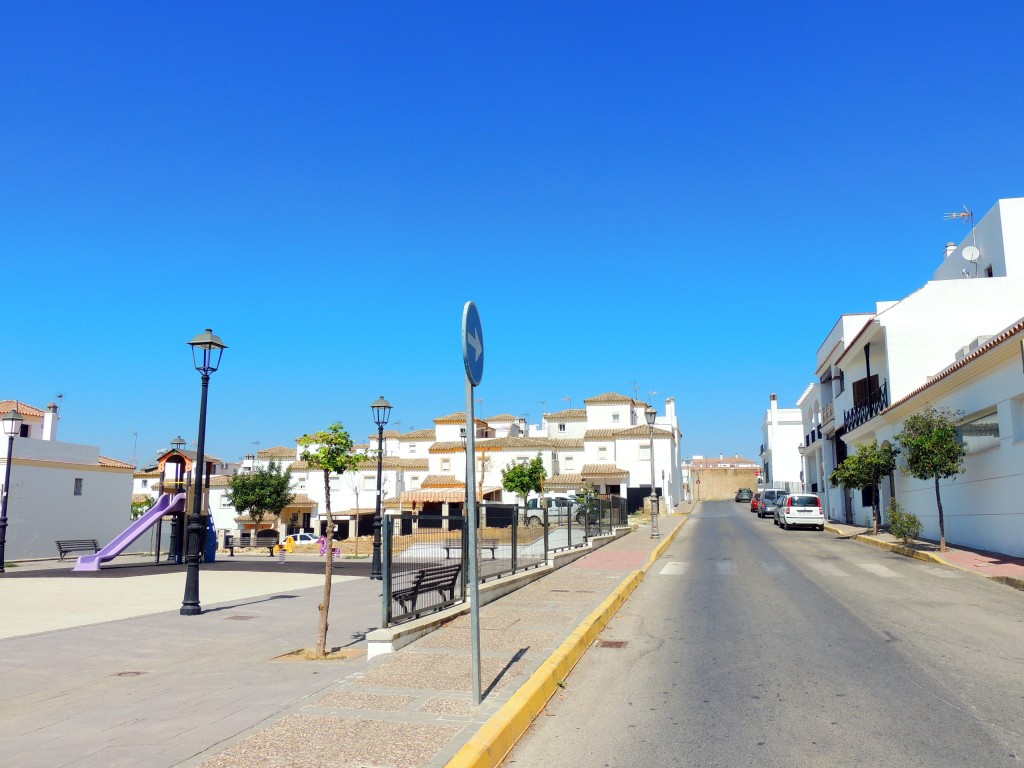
{"left": 382, "top": 498, "right": 629, "bottom": 626}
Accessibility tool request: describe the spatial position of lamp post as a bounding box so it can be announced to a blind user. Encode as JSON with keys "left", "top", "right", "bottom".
{"left": 370, "top": 395, "right": 392, "bottom": 581}
{"left": 180, "top": 329, "right": 227, "bottom": 616}
{"left": 1, "top": 409, "right": 24, "bottom": 574}
{"left": 797, "top": 443, "right": 806, "bottom": 491}
{"left": 645, "top": 405, "right": 658, "bottom": 521}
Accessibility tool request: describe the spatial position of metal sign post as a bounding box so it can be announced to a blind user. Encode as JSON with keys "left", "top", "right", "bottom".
{"left": 462, "top": 301, "right": 484, "bottom": 705}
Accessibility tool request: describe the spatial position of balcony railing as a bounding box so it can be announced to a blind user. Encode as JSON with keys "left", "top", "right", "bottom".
{"left": 842, "top": 380, "right": 889, "bottom": 431}
{"left": 822, "top": 402, "right": 835, "bottom": 428}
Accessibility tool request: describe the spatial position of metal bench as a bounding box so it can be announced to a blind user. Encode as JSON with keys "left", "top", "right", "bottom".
{"left": 55, "top": 539, "right": 100, "bottom": 560}
{"left": 442, "top": 537, "right": 499, "bottom": 559}
{"left": 392, "top": 562, "right": 463, "bottom": 614}
{"left": 226, "top": 536, "right": 278, "bottom": 557}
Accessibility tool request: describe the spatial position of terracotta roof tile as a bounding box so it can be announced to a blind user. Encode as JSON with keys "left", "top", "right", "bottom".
{"left": 581, "top": 463, "right": 629, "bottom": 477}
{"left": 584, "top": 429, "right": 619, "bottom": 440}
{"left": 545, "top": 473, "right": 583, "bottom": 488}
{"left": 613, "top": 425, "right": 674, "bottom": 439}
{"left": 0, "top": 400, "right": 46, "bottom": 418}
{"left": 257, "top": 446, "right": 295, "bottom": 459}
{"left": 548, "top": 438, "right": 584, "bottom": 449}
{"left": 98, "top": 456, "right": 136, "bottom": 469}
{"left": 484, "top": 414, "right": 518, "bottom": 422}
{"left": 544, "top": 408, "right": 587, "bottom": 421}
{"left": 421, "top": 474, "right": 464, "bottom": 488}
{"left": 207, "top": 475, "right": 231, "bottom": 487}
{"left": 399, "top": 429, "right": 437, "bottom": 441}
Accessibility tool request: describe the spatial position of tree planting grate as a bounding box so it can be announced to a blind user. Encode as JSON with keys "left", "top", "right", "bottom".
{"left": 113, "top": 671, "right": 146, "bottom": 677}
{"left": 226, "top": 615, "right": 256, "bottom": 621}
{"left": 597, "top": 640, "right": 627, "bottom": 649}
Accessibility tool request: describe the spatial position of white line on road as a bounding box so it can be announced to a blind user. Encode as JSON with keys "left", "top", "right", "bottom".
{"left": 714, "top": 560, "right": 737, "bottom": 575}
{"left": 808, "top": 562, "right": 846, "bottom": 577}
{"left": 857, "top": 563, "right": 903, "bottom": 578}
{"left": 659, "top": 562, "right": 689, "bottom": 576}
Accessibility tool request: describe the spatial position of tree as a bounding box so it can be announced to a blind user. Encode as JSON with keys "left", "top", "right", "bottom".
{"left": 226, "top": 460, "right": 294, "bottom": 534}
{"left": 895, "top": 406, "right": 966, "bottom": 551}
{"left": 501, "top": 453, "right": 546, "bottom": 509}
{"left": 298, "top": 423, "right": 363, "bottom": 658}
{"left": 829, "top": 439, "right": 897, "bottom": 535}
{"left": 130, "top": 498, "right": 153, "bottom": 520}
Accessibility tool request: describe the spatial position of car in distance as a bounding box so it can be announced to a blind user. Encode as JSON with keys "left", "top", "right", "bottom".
{"left": 284, "top": 532, "right": 320, "bottom": 545}
{"left": 734, "top": 488, "right": 753, "bottom": 503}
{"left": 759, "top": 488, "right": 788, "bottom": 519}
{"left": 525, "top": 496, "right": 584, "bottom": 526}
{"left": 774, "top": 493, "right": 825, "bottom": 530}
{"left": 750, "top": 492, "right": 762, "bottom": 514}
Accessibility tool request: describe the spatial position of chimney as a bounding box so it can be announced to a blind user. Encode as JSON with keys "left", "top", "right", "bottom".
{"left": 945, "top": 242, "right": 957, "bottom": 258}
{"left": 43, "top": 401, "right": 60, "bottom": 441}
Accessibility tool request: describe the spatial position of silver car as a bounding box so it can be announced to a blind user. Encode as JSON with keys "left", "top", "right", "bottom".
{"left": 758, "top": 488, "right": 787, "bottom": 519}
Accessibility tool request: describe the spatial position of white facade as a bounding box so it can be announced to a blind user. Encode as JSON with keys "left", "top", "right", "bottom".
{"left": 760, "top": 394, "right": 803, "bottom": 487}
{"left": 1, "top": 401, "right": 135, "bottom": 561}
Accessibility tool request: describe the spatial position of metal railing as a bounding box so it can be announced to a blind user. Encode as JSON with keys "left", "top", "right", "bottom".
{"left": 842, "top": 380, "right": 889, "bottom": 430}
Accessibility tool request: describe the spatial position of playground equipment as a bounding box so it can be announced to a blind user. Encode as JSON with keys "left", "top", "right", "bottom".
{"left": 74, "top": 492, "right": 188, "bottom": 571}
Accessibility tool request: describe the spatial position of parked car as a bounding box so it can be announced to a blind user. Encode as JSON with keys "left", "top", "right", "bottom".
{"left": 734, "top": 488, "right": 753, "bottom": 503}
{"left": 750, "top": 492, "right": 762, "bottom": 514}
{"left": 774, "top": 493, "right": 825, "bottom": 530}
{"left": 759, "top": 488, "right": 788, "bottom": 519}
{"left": 284, "top": 532, "right": 320, "bottom": 545}
{"left": 525, "top": 496, "right": 583, "bottom": 526}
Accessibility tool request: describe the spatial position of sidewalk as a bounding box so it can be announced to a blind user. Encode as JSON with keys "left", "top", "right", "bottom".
{"left": 188, "top": 513, "right": 687, "bottom": 768}
{"left": 1, "top": 512, "right": 688, "bottom": 768}
{"left": 824, "top": 520, "right": 1024, "bottom": 591}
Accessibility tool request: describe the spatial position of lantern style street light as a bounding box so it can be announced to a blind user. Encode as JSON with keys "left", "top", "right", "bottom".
{"left": 1, "top": 409, "right": 25, "bottom": 574}
{"left": 370, "top": 395, "right": 392, "bottom": 581}
{"left": 645, "top": 405, "right": 658, "bottom": 521}
{"left": 797, "top": 443, "right": 806, "bottom": 491}
{"left": 180, "top": 329, "right": 227, "bottom": 616}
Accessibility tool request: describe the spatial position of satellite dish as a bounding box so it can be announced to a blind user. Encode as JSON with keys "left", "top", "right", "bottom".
{"left": 962, "top": 245, "right": 980, "bottom": 263}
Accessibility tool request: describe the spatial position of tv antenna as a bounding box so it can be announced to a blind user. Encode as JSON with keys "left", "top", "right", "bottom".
{"left": 563, "top": 396, "right": 572, "bottom": 409}
{"left": 944, "top": 204, "right": 980, "bottom": 276}
{"left": 629, "top": 380, "right": 639, "bottom": 401}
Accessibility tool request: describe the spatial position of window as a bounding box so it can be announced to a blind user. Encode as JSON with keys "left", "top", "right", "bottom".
{"left": 409, "top": 444, "right": 416, "bottom": 454}
{"left": 221, "top": 496, "right": 231, "bottom": 507}
{"left": 441, "top": 458, "right": 451, "bottom": 472}
{"left": 516, "top": 456, "right": 528, "bottom": 465}
{"left": 20, "top": 424, "right": 29, "bottom": 437}
{"left": 852, "top": 375, "right": 880, "bottom": 409}
{"left": 73, "top": 478, "right": 83, "bottom": 496}
{"left": 141, "top": 479, "right": 148, "bottom": 488}
{"left": 558, "top": 423, "right": 566, "bottom": 433}
{"left": 639, "top": 444, "right": 651, "bottom": 460}
{"left": 410, "top": 476, "right": 420, "bottom": 486}
{"left": 958, "top": 410, "right": 1000, "bottom": 453}
{"left": 362, "top": 475, "right": 375, "bottom": 491}
{"left": 985, "top": 265, "right": 994, "bottom": 277}
{"left": 563, "top": 455, "right": 574, "bottom": 470}
{"left": 598, "top": 446, "right": 608, "bottom": 459}
{"left": 612, "top": 413, "right": 620, "bottom": 422}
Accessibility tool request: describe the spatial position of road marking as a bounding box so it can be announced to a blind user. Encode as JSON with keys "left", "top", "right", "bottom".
{"left": 659, "top": 562, "right": 689, "bottom": 576}
{"left": 714, "top": 560, "right": 737, "bottom": 575}
{"left": 808, "top": 562, "right": 845, "bottom": 577}
{"left": 857, "top": 563, "right": 903, "bottom": 578}
{"left": 921, "top": 567, "right": 961, "bottom": 578}
{"left": 760, "top": 561, "right": 789, "bottom": 576}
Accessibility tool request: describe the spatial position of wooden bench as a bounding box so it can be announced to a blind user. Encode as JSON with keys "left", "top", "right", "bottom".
{"left": 55, "top": 539, "right": 100, "bottom": 561}
{"left": 392, "top": 562, "right": 463, "bottom": 614}
{"left": 226, "top": 536, "right": 278, "bottom": 557}
{"left": 442, "top": 537, "right": 499, "bottom": 559}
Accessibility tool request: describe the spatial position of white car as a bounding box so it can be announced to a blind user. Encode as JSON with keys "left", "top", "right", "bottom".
{"left": 284, "top": 532, "right": 320, "bottom": 545}
{"left": 774, "top": 493, "right": 825, "bottom": 531}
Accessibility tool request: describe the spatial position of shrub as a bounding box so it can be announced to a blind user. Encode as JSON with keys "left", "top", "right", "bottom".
{"left": 888, "top": 499, "right": 922, "bottom": 545}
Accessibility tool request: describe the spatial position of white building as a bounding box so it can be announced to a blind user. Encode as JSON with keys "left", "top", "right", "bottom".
{"left": 759, "top": 394, "right": 803, "bottom": 488}
{"left": 1, "top": 399, "right": 135, "bottom": 561}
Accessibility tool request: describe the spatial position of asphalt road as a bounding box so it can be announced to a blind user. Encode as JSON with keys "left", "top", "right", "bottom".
{"left": 502, "top": 501, "right": 1024, "bottom": 768}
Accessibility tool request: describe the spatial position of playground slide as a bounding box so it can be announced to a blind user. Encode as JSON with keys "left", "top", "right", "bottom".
{"left": 74, "top": 492, "right": 187, "bottom": 572}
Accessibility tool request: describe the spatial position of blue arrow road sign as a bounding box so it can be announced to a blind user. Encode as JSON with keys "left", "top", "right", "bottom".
{"left": 462, "top": 301, "right": 484, "bottom": 386}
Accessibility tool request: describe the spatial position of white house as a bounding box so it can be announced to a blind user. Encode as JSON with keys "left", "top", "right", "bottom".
{"left": 816, "top": 197, "right": 1024, "bottom": 528}
{"left": 1, "top": 399, "right": 135, "bottom": 561}
{"left": 760, "top": 394, "right": 803, "bottom": 488}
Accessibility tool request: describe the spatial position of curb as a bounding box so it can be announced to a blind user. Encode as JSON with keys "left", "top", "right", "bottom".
{"left": 445, "top": 517, "right": 688, "bottom": 768}
{"left": 825, "top": 525, "right": 1024, "bottom": 593}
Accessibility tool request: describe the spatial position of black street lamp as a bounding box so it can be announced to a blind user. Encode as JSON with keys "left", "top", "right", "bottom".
{"left": 180, "top": 329, "right": 227, "bottom": 616}
{"left": 645, "top": 404, "right": 658, "bottom": 503}
{"left": 370, "top": 395, "right": 392, "bottom": 581}
{"left": 1, "top": 409, "right": 24, "bottom": 574}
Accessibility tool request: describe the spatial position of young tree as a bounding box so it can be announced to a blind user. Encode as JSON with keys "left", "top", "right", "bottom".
{"left": 130, "top": 498, "right": 154, "bottom": 520}
{"left": 829, "top": 439, "right": 897, "bottom": 535}
{"left": 501, "top": 453, "right": 546, "bottom": 510}
{"left": 298, "top": 423, "right": 363, "bottom": 658}
{"left": 895, "top": 406, "right": 966, "bottom": 551}
{"left": 226, "top": 460, "right": 294, "bottom": 534}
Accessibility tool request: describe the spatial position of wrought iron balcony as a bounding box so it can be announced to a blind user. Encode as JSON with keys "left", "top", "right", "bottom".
{"left": 842, "top": 380, "right": 889, "bottom": 431}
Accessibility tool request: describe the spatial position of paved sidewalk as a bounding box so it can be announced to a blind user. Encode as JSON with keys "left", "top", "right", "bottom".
{"left": 1, "top": 511, "right": 689, "bottom": 768}
{"left": 824, "top": 520, "right": 1024, "bottom": 591}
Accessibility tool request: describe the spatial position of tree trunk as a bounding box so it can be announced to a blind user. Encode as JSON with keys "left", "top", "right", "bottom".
{"left": 934, "top": 476, "right": 946, "bottom": 552}
{"left": 316, "top": 469, "right": 333, "bottom": 657}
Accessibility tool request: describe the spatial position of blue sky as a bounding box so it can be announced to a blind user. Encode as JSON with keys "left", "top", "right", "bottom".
{"left": 4, "top": 2, "right": 1023, "bottom": 466}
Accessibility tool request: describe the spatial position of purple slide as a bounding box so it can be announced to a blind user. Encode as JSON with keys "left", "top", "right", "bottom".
{"left": 74, "top": 492, "right": 187, "bottom": 571}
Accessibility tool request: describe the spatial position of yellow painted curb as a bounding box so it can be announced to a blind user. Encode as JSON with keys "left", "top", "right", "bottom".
{"left": 445, "top": 517, "right": 689, "bottom": 768}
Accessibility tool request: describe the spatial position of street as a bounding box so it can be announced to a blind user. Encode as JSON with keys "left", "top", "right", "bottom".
{"left": 503, "top": 501, "right": 1024, "bottom": 767}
